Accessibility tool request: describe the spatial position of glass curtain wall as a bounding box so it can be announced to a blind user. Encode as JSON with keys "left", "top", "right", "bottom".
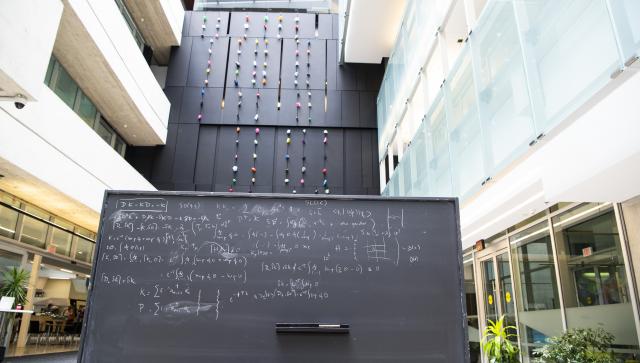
{"left": 464, "top": 258, "right": 481, "bottom": 362}
{"left": 382, "top": 0, "right": 640, "bottom": 200}
{"left": 475, "top": 203, "right": 640, "bottom": 362}
{"left": 510, "top": 222, "right": 563, "bottom": 361}
{"left": 0, "top": 190, "right": 97, "bottom": 265}
{"left": 552, "top": 204, "right": 639, "bottom": 359}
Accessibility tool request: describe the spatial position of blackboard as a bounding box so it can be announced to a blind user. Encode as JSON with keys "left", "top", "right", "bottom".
{"left": 79, "top": 192, "right": 468, "bottom": 362}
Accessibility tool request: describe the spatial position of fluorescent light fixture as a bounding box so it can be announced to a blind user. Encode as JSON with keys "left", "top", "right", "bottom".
{"left": 510, "top": 227, "right": 549, "bottom": 245}
{"left": 463, "top": 258, "right": 473, "bottom": 264}
{"left": 552, "top": 203, "right": 611, "bottom": 229}
{"left": 465, "top": 191, "right": 545, "bottom": 240}
{"left": 48, "top": 277, "right": 71, "bottom": 280}
{"left": 60, "top": 268, "right": 73, "bottom": 273}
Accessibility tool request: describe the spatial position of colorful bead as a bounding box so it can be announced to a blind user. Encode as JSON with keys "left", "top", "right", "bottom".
{"left": 284, "top": 178, "right": 289, "bottom": 184}
{"left": 322, "top": 168, "right": 327, "bottom": 174}
{"left": 251, "top": 167, "right": 257, "bottom": 173}
{"left": 301, "top": 166, "right": 306, "bottom": 173}
{"left": 286, "top": 129, "right": 291, "bottom": 135}
{"left": 236, "top": 126, "right": 241, "bottom": 133}
{"left": 232, "top": 165, "right": 238, "bottom": 172}
{"left": 286, "top": 137, "right": 291, "bottom": 144}
{"left": 300, "top": 178, "right": 305, "bottom": 184}
{"left": 255, "top": 127, "right": 260, "bottom": 134}
{"left": 254, "top": 138, "right": 258, "bottom": 144}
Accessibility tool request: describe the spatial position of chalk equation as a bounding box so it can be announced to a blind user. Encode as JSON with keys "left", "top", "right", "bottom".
{"left": 96, "top": 198, "right": 428, "bottom": 321}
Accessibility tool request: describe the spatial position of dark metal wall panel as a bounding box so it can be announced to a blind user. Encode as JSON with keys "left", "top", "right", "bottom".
{"left": 188, "top": 11, "right": 230, "bottom": 37}
{"left": 281, "top": 13, "right": 315, "bottom": 39}
{"left": 225, "top": 37, "right": 281, "bottom": 89}
{"left": 164, "top": 87, "right": 184, "bottom": 124}
{"left": 228, "top": 12, "right": 271, "bottom": 38}
{"left": 344, "top": 129, "right": 363, "bottom": 194}
{"left": 317, "top": 14, "right": 332, "bottom": 39}
{"left": 172, "top": 124, "right": 199, "bottom": 183}
{"left": 128, "top": 11, "right": 384, "bottom": 196}
{"left": 194, "top": 126, "right": 218, "bottom": 185}
{"left": 280, "top": 39, "right": 326, "bottom": 90}
{"left": 326, "top": 40, "right": 338, "bottom": 90}
{"left": 359, "top": 91, "right": 377, "bottom": 128}
{"left": 362, "top": 129, "right": 378, "bottom": 190}
{"left": 341, "top": 91, "right": 359, "bottom": 127}
{"left": 222, "top": 87, "right": 279, "bottom": 125}
{"left": 151, "top": 124, "right": 179, "bottom": 183}
{"left": 337, "top": 63, "right": 358, "bottom": 91}
{"left": 325, "top": 90, "right": 341, "bottom": 127}
{"left": 165, "top": 37, "right": 192, "bottom": 87}
{"left": 187, "top": 36, "right": 228, "bottom": 87}
{"left": 179, "top": 87, "right": 223, "bottom": 124}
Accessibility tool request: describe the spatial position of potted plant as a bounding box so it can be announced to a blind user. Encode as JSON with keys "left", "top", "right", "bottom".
{"left": 534, "top": 328, "right": 616, "bottom": 363}
{"left": 0, "top": 267, "right": 29, "bottom": 308}
{"left": 0, "top": 267, "right": 29, "bottom": 361}
{"left": 481, "top": 315, "right": 519, "bottom": 363}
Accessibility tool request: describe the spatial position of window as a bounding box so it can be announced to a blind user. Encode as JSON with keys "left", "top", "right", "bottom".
{"left": 74, "top": 236, "right": 94, "bottom": 263}
{"left": 114, "top": 0, "right": 146, "bottom": 51}
{"left": 552, "top": 203, "right": 639, "bottom": 357}
{"left": 0, "top": 195, "right": 19, "bottom": 239}
{"left": 44, "top": 56, "right": 129, "bottom": 157}
{"left": 96, "top": 118, "right": 115, "bottom": 145}
{"left": 52, "top": 63, "right": 79, "bottom": 109}
{"left": 76, "top": 92, "right": 98, "bottom": 127}
{"left": 49, "top": 218, "right": 74, "bottom": 257}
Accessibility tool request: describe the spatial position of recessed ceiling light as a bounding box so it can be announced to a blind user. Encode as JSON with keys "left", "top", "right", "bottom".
{"left": 123, "top": 124, "right": 128, "bottom": 128}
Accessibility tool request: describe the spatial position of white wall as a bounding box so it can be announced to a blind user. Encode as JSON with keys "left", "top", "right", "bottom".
{"left": 0, "top": 0, "right": 63, "bottom": 100}
{"left": 0, "top": 86, "right": 155, "bottom": 230}
{"left": 460, "top": 69, "right": 640, "bottom": 247}
{"left": 66, "top": 0, "right": 170, "bottom": 144}
{"left": 160, "top": 0, "right": 185, "bottom": 45}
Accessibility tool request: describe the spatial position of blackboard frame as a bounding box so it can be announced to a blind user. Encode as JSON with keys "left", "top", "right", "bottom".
{"left": 78, "top": 191, "right": 468, "bottom": 362}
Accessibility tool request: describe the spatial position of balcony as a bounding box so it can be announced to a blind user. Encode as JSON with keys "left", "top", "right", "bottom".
{"left": 381, "top": 0, "right": 640, "bottom": 202}
{"left": 0, "top": 85, "right": 155, "bottom": 230}
{"left": 53, "top": 0, "right": 171, "bottom": 146}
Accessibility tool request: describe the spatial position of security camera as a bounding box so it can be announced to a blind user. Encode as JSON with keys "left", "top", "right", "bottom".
{"left": 0, "top": 94, "right": 27, "bottom": 109}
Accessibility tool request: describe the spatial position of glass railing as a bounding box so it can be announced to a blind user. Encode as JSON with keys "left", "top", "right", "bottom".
{"left": 194, "top": 0, "right": 334, "bottom": 11}
{"left": 0, "top": 191, "right": 96, "bottom": 264}
{"left": 381, "top": 0, "right": 640, "bottom": 199}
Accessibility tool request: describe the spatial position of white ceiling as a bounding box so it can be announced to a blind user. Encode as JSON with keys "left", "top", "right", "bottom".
{"left": 343, "top": 0, "right": 406, "bottom": 64}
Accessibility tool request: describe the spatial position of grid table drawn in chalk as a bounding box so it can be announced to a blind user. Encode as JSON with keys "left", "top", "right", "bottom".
{"left": 365, "top": 208, "right": 403, "bottom": 265}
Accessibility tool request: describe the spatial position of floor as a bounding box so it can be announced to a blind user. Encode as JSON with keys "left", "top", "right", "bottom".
{"left": 6, "top": 343, "right": 78, "bottom": 357}
{"left": 5, "top": 351, "right": 77, "bottom": 363}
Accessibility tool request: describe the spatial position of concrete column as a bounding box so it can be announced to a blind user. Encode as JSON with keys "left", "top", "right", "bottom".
{"left": 16, "top": 254, "right": 41, "bottom": 348}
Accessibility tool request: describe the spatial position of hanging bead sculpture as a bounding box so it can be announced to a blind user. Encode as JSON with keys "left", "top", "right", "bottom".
{"left": 306, "top": 40, "right": 311, "bottom": 90}
{"left": 277, "top": 15, "right": 283, "bottom": 40}
{"left": 199, "top": 15, "right": 216, "bottom": 123}
{"left": 250, "top": 127, "right": 259, "bottom": 192}
{"left": 322, "top": 129, "right": 330, "bottom": 194}
{"left": 230, "top": 126, "right": 241, "bottom": 192}
{"left": 201, "top": 14, "right": 206, "bottom": 38}
{"left": 263, "top": 15, "right": 268, "bottom": 38}
{"left": 284, "top": 129, "right": 291, "bottom": 187}
{"left": 299, "top": 128, "right": 306, "bottom": 191}
{"left": 215, "top": 16, "right": 220, "bottom": 39}
{"left": 234, "top": 36, "right": 242, "bottom": 88}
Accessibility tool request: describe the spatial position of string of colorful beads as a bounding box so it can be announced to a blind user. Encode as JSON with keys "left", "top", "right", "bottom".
{"left": 284, "top": 129, "right": 291, "bottom": 187}
{"left": 322, "top": 129, "right": 329, "bottom": 194}
{"left": 229, "top": 126, "right": 241, "bottom": 192}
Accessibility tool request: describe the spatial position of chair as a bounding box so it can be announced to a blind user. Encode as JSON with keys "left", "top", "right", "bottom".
{"left": 26, "top": 320, "right": 42, "bottom": 345}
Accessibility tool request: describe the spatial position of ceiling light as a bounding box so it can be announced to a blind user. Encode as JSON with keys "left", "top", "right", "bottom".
{"left": 60, "top": 268, "right": 73, "bottom": 273}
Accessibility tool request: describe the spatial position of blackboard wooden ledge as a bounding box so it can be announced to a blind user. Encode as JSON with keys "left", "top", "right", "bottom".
{"left": 276, "top": 323, "right": 350, "bottom": 334}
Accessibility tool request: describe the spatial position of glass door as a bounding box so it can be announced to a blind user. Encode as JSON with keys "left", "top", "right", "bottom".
{"left": 476, "top": 238, "right": 520, "bottom": 355}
